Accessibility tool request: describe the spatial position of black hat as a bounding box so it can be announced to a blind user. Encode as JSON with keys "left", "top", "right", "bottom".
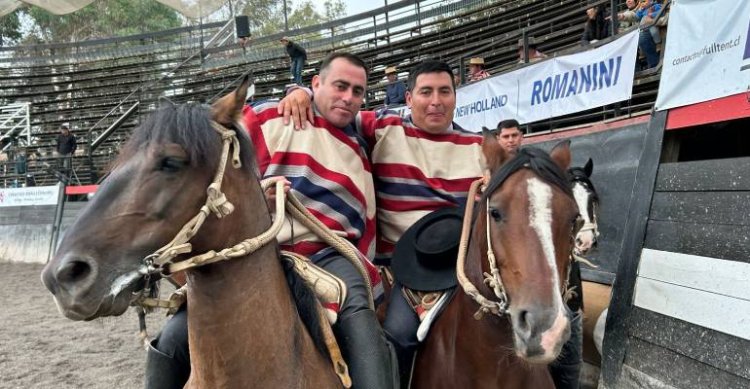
{"left": 391, "top": 207, "right": 464, "bottom": 291}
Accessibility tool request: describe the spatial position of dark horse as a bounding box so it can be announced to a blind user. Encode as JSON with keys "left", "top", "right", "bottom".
{"left": 410, "top": 135, "right": 580, "bottom": 388}
{"left": 41, "top": 81, "right": 342, "bottom": 388}
{"left": 569, "top": 159, "right": 599, "bottom": 255}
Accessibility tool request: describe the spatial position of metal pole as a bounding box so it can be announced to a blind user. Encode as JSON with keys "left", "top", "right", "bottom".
{"left": 522, "top": 29, "right": 529, "bottom": 64}
{"left": 283, "top": 0, "right": 289, "bottom": 32}
{"left": 384, "top": 0, "right": 391, "bottom": 44}
{"left": 610, "top": 0, "right": 618, "bottom": 36}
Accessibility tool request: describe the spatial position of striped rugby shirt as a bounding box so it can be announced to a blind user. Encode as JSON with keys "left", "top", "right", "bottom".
{"left": 242, "top": 101, "right": 380, "bottom": 287}
{"left": 356, "top": 110, "right": 485, "bottom": 260}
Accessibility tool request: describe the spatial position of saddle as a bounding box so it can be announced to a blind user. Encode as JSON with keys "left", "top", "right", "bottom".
{"left": 281, "top": 251, "right": 347, "bottom": 324}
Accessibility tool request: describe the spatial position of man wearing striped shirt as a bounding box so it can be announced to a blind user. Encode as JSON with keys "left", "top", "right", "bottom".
{"left": 145, "top": 53, "right": 396, "bottom": 389}
{"left": 283, "top": 60, "right": 485, "bottom": 384}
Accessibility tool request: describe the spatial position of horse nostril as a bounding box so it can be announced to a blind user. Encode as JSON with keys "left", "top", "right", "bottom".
{"left": 516, "top": 309, "right": 531, "bottom": 334}
{"left": 56, "top": 258, "right": 93, "bottom": 286}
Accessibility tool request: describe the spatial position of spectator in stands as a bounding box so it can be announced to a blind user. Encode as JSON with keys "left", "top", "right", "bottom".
{"left": 634, "top": 0, "right": 663, "bottom": 69}
{"left": 616, "top": 0, "right": 639, "bottom": 32}
{"left": 468, "top": 57, "right": 490, "bottom": 82}
{"left": 14, "top": 149, "right": 27, "bottom": 175}
{"left": 56, "top": 123, "right": 76, "bottom": 173}
{"left": 280, "top": 36, "right": 307, "bottom": 85}
{"left": 517, "top": 37, "right": 548, "bottom": 64}
{"left": 384, "top": 66, "right": 407, "bottom": 107}
{"left": 494, "top": 119, "right": 523, "bottom": 153}
{"left": 581, "top": 5, "right": 612, "bottom": 45}
{"left": 452, "top": 67, "right": 462, "bottom": 87}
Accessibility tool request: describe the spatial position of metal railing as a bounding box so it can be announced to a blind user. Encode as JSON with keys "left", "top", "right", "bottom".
{"left": 0, "top": 103, "right": 31, "bottom": 151}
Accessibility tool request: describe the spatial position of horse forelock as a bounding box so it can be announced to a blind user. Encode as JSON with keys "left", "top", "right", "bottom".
{"left": 481, "top": 147, "right": 573, "bottom": 207}
{"left": 115, "top": 103, "right": 257, "bottom": 174}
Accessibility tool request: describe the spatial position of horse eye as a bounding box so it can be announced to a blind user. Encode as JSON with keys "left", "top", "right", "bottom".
{"left": 488, "top": 208, "right": 503, "bottom": 222}
{"left": 159, "top": 157, "right": 187, "bottom": 172}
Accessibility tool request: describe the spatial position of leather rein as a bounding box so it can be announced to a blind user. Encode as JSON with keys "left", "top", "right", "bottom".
{"left": 455, "top": 178, "right": 581, "bottom": 320}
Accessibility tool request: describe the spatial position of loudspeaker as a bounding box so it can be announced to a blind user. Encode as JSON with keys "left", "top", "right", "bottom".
{"left": 235, "top": 16, "right": 251, "bottom": 38}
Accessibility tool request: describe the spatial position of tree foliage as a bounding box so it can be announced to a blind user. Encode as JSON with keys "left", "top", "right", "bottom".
{"left": 22, "top": 0, "right": 182, "bottom": 43}
{"left": 0, "top": 10, "right": 23, "bottom": 47}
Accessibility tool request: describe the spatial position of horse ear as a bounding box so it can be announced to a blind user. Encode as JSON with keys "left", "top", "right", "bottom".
{"left": 212, "top": 75, "right": 252, "bottom": 125}
{"left": 583, "top": 158, "right": 593, "bottom": 177}
{"left": 549, "top": 140, "right": 572, "bottom": 171}
{"left": 482, "top": 129, "right": 509, "bottom": 173}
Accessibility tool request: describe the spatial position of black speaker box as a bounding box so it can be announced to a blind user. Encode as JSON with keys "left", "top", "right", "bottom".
{"left": 235, "top": 16, "right": 250, "bottom": 38}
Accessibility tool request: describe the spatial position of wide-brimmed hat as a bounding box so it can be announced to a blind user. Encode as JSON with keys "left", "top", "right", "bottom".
{"left": 385, "top": 66, "right": 397, "bottom": 74}
{"left": 469, "top": 57, "right": 485, "bottom": 65}
{"left": 391, "top": 207, "right": 464, "bottom": 291}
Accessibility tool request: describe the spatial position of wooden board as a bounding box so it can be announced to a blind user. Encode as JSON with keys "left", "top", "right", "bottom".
{"left": 639, "top": 248, "right": 750, "bottom": 301}
{"left": 628, "top": 307, "right": 750, "bottom": 380}
{"left": 622, "top": 338, "right": 750, "bottom": 389}
{"left": 655, "top": 157, "right": 750, "bottom": 192}
{"left": 650, "top": 192, "right": 750, "bottom": 225}
{"left": 633, "top": 276, "right": 750, "bottom": 341}
{"left": 644, "top": 220, "right": 750, "bottom": 264}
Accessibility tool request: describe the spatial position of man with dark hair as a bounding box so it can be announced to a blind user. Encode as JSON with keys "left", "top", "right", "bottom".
{"left": 495, "top": 119, "right": 523, "bottom": 153}
{"left": 282, "top": 59, "right": 485, "bottom": 386}
{"left": 56, "top": 123, "right": 76, "bottom": 173}
{"left": 280, "top": 36, "right": 307, "bottom": 85}
{"left": 145, "top": 52, "right": 396, "bottom": 389}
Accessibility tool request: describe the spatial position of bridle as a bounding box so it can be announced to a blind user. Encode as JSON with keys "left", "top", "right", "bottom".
{"left": 455, "top": 172, "right": 581, "bottom": 320}
{"left": 130, "top": 120, "right": 288, "bottom": 310}
{"left": 569, "top": 174, "right": 600, "bottom": 254}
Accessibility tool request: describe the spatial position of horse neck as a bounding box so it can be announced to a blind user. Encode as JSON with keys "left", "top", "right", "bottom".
{"left": 184, "top": 175, "right": 323, "bottom": 387}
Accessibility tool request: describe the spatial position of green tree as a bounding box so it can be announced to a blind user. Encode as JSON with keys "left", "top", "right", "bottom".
{"left": 25, "top": 0, "right": 182, "bottom": 43}
{"left": 0, "top": 9, "right": 23, "bottom": 47}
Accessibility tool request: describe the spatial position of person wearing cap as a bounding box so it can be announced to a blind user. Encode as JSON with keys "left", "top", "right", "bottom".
{"left": 280, "top": 36, "right": 307, "bottom": 85}
{"left": 384, "top": 66, "right": 407, "bottom": 108}
{"left": 56, "top": 123, "right": 77, "bottom": 173}
{"left": 517, "top": 37, "right": 548, "bottom": 64}
{"left": 467, "top": 57, "right": 490, "bottom": 82}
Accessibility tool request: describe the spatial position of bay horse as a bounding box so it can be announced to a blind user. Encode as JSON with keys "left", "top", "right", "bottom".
{"left": 41, "top": 81, "right": 342, "bottom": 388}
{"left": 409, "top": 136, "right": 580, "bottom": 388}
{"left": 569, "top": 158, "right": 599, "bottom": 256}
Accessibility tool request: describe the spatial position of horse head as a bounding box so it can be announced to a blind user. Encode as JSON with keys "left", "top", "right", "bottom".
{"left": 476, "top": 133, "right": 580, "bottom": 364}
{"left": 41, "top": 79, "right": 258, "bottom": 321}
{"left": 569, "top": 158, "right": 599, "bottom": 255}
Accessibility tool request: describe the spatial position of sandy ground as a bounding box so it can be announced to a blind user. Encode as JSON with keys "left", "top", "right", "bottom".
{"left": 0, "top": 262, "right": 169, "bottom": 389}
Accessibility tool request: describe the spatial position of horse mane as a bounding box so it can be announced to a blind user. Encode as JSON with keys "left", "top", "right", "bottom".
{"left": 116, "top": 102, "right": 256, "bottom": 173}
{"left": 568, "top": 166, "right": 598, "bottom": 202}
{"left": 282, "top": 258, "right": 330, "bottom": 359}
{"left": 481, "top": 147, "right": 574, "bottom": 205}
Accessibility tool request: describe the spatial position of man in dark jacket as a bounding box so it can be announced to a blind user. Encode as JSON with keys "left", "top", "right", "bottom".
{"left": 280, "top": 36, "right": 307, "bottom": 85}
{"left": 56, "top": 123, "right": 76, "bottom": 172}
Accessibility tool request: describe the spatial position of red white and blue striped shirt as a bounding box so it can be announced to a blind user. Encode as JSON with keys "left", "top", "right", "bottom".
{"left": 356, "top": 110, "right": 485, "bottom": 260}
{"left": 242, "top": 101, "right": 380, "bottom": 287}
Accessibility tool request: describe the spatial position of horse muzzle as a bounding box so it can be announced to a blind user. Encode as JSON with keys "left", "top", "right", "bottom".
{"left": 510, "top": 306, "right": 570, "bottom": 364}
{"left": 42, "top": 253, "right": 126, "bottom": 321}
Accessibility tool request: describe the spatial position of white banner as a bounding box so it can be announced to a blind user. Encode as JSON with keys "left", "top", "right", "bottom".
{"left": 655, "top": 0, "right": 750, "bottom": 111}
{"left": 0, "top": 185, "right": 61, "bottom": 207}
{"left": 453, "top": 30, "right": 639, "bottom": 131}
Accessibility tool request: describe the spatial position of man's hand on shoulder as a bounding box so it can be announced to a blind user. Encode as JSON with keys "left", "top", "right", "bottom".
{"left": 278, "top": 87, "right": 314, "bottom": 130}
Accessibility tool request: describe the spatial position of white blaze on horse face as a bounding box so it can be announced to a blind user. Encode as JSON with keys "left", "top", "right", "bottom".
{"left": 572, "top": 183, "right": 594, "bottom": 252}
{"left": 526, "top": 177, "right": 561, "bottom": 301}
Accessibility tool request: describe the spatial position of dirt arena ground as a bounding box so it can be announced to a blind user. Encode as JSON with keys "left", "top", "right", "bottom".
{"left": 0, "top": 262, "right": 169, "bottom": 389}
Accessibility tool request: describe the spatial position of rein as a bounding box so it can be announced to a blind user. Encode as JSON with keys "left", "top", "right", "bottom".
{"left": 456, "top": 177, "right": 580, "bottom": 320}
{"left": 456, "top": 179, "right": 509, "bottom": 319}
{"left": 131, "top": 120, "right": 374, "bottom": 309}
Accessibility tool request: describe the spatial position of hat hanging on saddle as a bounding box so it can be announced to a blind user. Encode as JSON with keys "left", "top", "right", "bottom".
{"left": 385, "top": 66, "right": 397, "bottom": 74}
{"left": 469, "top": 57, "right": 485, "bottom": 66}
{"left": 391, "top": 206, "right": 464, "bottom": 291}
